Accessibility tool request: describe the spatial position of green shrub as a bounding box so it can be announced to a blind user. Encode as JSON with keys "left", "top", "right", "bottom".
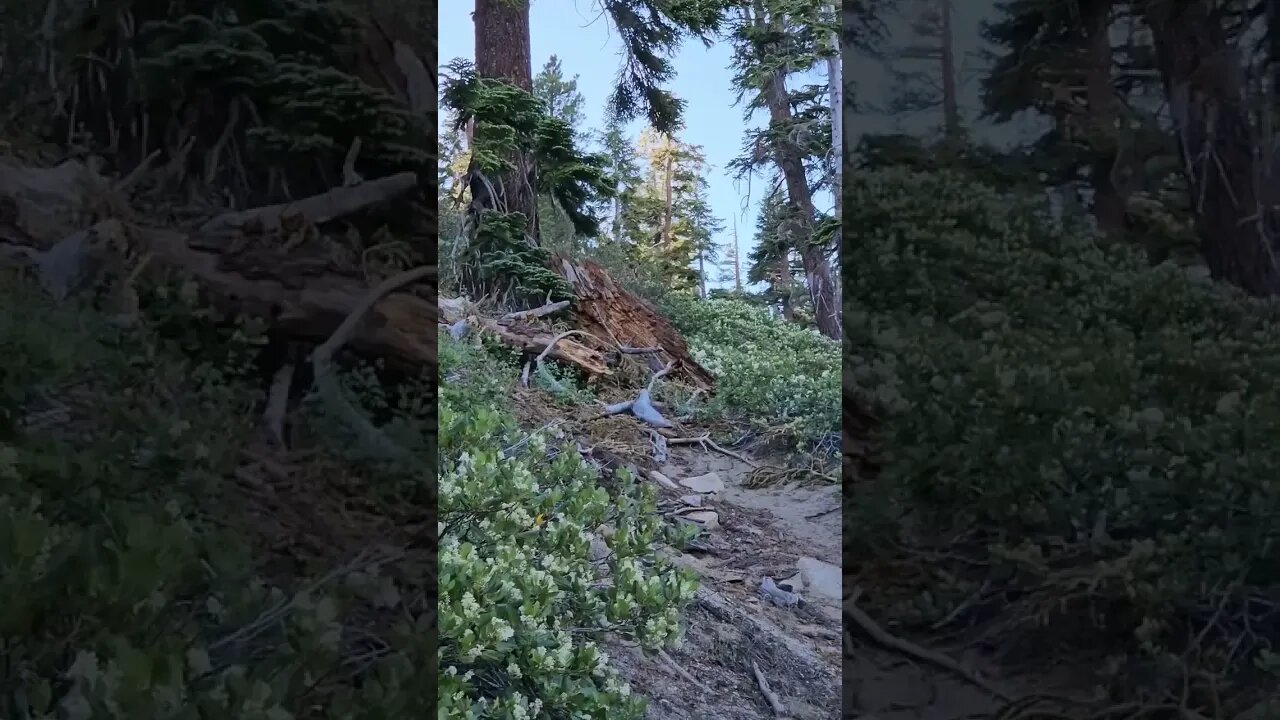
{"left": 437, "top": 331, "right": 698, "bottom": 718}
{"left": 664, "top": 296, "right": 839, "bottom": 449}
{"left": 0, "top": 273, "right": 430, "bottom": 719}
{"left": 843, "top": 169, "right": 1280, "bottom": 668}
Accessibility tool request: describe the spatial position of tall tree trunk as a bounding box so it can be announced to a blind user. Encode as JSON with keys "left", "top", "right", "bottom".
{"left": 698, "top": 254, "right": 706, "bottom": 298}
{"left": 473, "top": 0, "right": 538, "bottom": 245}
{"left": 939, "top": 0, "right": 961, "bottom": 140}
{"left": 776, "top": 254, "right": 795, "bottom": 322}
{"left": 732, "top": 216, "right": 743, "bottom": 292}
{"left": 827, "top": 2, "right": 842, "bottom": 227}
{"left": 763, "top": 64, "right": 840, "bottom": 338}
{"left": 661, "top": 145, "right": 674, "bottom": 248}
{"left": 611, "top": 194, "right": 623, "bottom": 241}
{"left": 751, "top": 0, "right": 837, "bottom": 338}
{"left": 1083, "top": 0, "right": 1124, "bottom": 236}
{"left": 1142, "top": 0, "right": 1279, "bottom": 296}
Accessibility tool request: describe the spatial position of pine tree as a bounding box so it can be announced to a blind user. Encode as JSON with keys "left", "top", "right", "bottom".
{"left": 884, "top": 0, "right": 962, "bottom": 140}
{"left": 533, "top": 55, "right": 586, "bottom": 132}
{"left": 728, "top": 0, "right": 840, "bottom": 338}
{"left": 615, "top": 127, "right": 721, "bottom": 293}
{"left": 718, "top": 216, "right": 744, "bottom": 293}
{"left": 599, "top": 118, "right": 643, "bottom": 244}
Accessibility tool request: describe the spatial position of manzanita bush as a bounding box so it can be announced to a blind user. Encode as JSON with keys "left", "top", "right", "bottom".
{"left": 437, "top": 333, "right": 698, "bottom": 718}
{"left": 843, "top": 169, "right": 1280, "bottom": 679}
{"left": 665, "top": 296, "right": 839, "bottom": 449}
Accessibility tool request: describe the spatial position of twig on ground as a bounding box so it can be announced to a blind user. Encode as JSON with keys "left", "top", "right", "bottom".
{"left": 845, "top": 598, "right": 1010, "bottom": 701}
{"left": 803, "top": 505, "right": 840, "bottom": 520}
{"left": 657, "top": 649, "right": 714, "bottom": 693}
{"left": 928, "top": 580, "right": 991, "bottom": 632}
{"left": 750, "top": 659, "right": 787, "bottom": 716}
{"left": 667, "top": 433, "right": 759, "bottom": 468}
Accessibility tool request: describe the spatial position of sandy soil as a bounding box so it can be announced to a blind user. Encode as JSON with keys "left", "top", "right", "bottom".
{"left": 606, "top": 446, "right": 843, "bottom": 719}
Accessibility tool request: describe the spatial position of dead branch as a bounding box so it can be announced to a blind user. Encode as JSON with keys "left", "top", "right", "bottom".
{"left": 204, "top": 97, "right": 241, "bottom": 187}
{"left": 532, "top": 329, "right": 601, "bottom": 394}
{"left": 666, "top": 433, "right": 758, "bottom": 468}
{"left": 845, "top": 599, "right": 1010, "bottom": 701}
{"left": 263, "top": 362, "right": 294, "bottom": 448}
{"left": 342, "top": 136, "right": 363, "bottom": 186}
{"left": 750, "top": 660, "right": 787, "bottom": 716}
{"left": 198, "top": 171, "right": 419, "bottom": 239}
{"left": 311, "top": 265, "right": 434, "bottom": 461}
{"left": 599, "top": 360, "right": 677, "bottom": 427}
{"left": 501, "top": 299, "right": 570, "bottom": 322}
{"left": 657, "top": 649, "right": 714, "bottom": 694}
{"left": 114, "top": 149, "right": 162, "bottom": 195}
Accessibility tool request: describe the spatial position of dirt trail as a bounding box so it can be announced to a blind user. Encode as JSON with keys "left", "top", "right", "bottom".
{"left": 608, "top": 446, "right": 843, "bottom": 719}
{"left": 610, "top": 446, "right": 1084, "bottom": 720}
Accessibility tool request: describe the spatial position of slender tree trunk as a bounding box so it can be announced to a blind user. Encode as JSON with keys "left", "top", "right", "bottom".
{"left": 732, "top": 216, "right": 742, "bottom": 292}
{"left": 473, "top": 0, "right": 538, "bottom": 245}
{"left": 1083, "top": 0, "right": 1124, "bottom": 236}
{"left": 827, "top": 2, "right": 842, "bottom": 227}
{"left": 1142, "top": 0, "right": 1279, "bottom": 296}
{"left": 777, "top": 254, "right": 795, "bottom": 322}
{"left": 661, "top": 145, "right": 674, "bottom": 248}
{"left": 939, "top": 0, "right": 960, "bottom": 140}
{"left": 611, "top": 194, "right": 623, "bottom": 241}
{"left": 698, "top": 254, "right": 706, "bottom": 298}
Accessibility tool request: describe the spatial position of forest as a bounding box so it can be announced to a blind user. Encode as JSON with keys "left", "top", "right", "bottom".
{"left": 437, "top": 1, "right": 841, "bottom": 718}
{"left": 844, "top": 1, "right": 1280, "bottom": 719}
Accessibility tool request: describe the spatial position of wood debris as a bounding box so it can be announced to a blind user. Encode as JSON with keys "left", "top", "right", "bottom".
{"left": 0, "top": 160, "right": 435, "bottom": 374}
{"left": 552, "top": 254, "right": 716, "bottom": 392}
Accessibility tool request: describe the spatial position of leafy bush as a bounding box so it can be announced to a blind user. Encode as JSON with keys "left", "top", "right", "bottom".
{"left": 843, "top": 169, "right": 1280, "bottom": 671}
{"left": 663, "top": 296, "right": 839, "bottom": 448}
{"left": 0, "top": 272, "right": 430, "bottom": 718}
{"left": 437, "top": 331, "right": 698, "bottom": 718}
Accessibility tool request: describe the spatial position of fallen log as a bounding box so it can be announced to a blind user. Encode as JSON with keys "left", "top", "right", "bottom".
{"left": 437, "top": 296, "right": 611, "bottom": 378}
{"left": 0, "top": 163, "right": 435, "bottom": 374}
{"left": 551, "top": 254, "right": 716, "bottom": 392}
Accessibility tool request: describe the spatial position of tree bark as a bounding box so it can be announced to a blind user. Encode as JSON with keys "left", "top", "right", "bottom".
{"left": 939, "top": 0, "right": 961, "bottom": 140}
{"left": 661, "top": 144, "right": 674, "bottom": 248}
{"left": 1142, "top": 0, "right": 1279, "bottom": 296}
{"left": 1082, "top": 0, "right": 1124, "bottom": 237}
{"left": 474, "top": 0, "right": 531, "bottom": 91}
{"left": 472, "top": 0, "right": 538, "bottom": 245}
{"left": 749, "top": 4, "right": 840, "bottom": 338}
{"left": 732, "top": 216, "right": 743, "bottom": 293}
{"left": 776, "top": 254, "right": 795, "bottom": 322}
{"left": 764, "top": 65, "right": 840, "bottom": 338}
{"left": 826, "top": 2, "right": 842, "bottom": 228}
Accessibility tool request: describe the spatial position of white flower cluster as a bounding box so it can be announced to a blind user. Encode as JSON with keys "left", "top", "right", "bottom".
{"left": 437, "top": 358, "right": 698, "bottom": 718}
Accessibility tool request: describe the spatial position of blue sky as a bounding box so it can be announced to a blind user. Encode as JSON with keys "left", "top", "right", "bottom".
{"left": 440, "top": 2, "right": 834, "bottom": 289}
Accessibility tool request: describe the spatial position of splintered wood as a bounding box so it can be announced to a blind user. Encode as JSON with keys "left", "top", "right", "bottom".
{"left": 553, "top": 255, "right": 716, "bottom": 393}
{"left": 437, "top": 297, "right": 612, "bottom": 378}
